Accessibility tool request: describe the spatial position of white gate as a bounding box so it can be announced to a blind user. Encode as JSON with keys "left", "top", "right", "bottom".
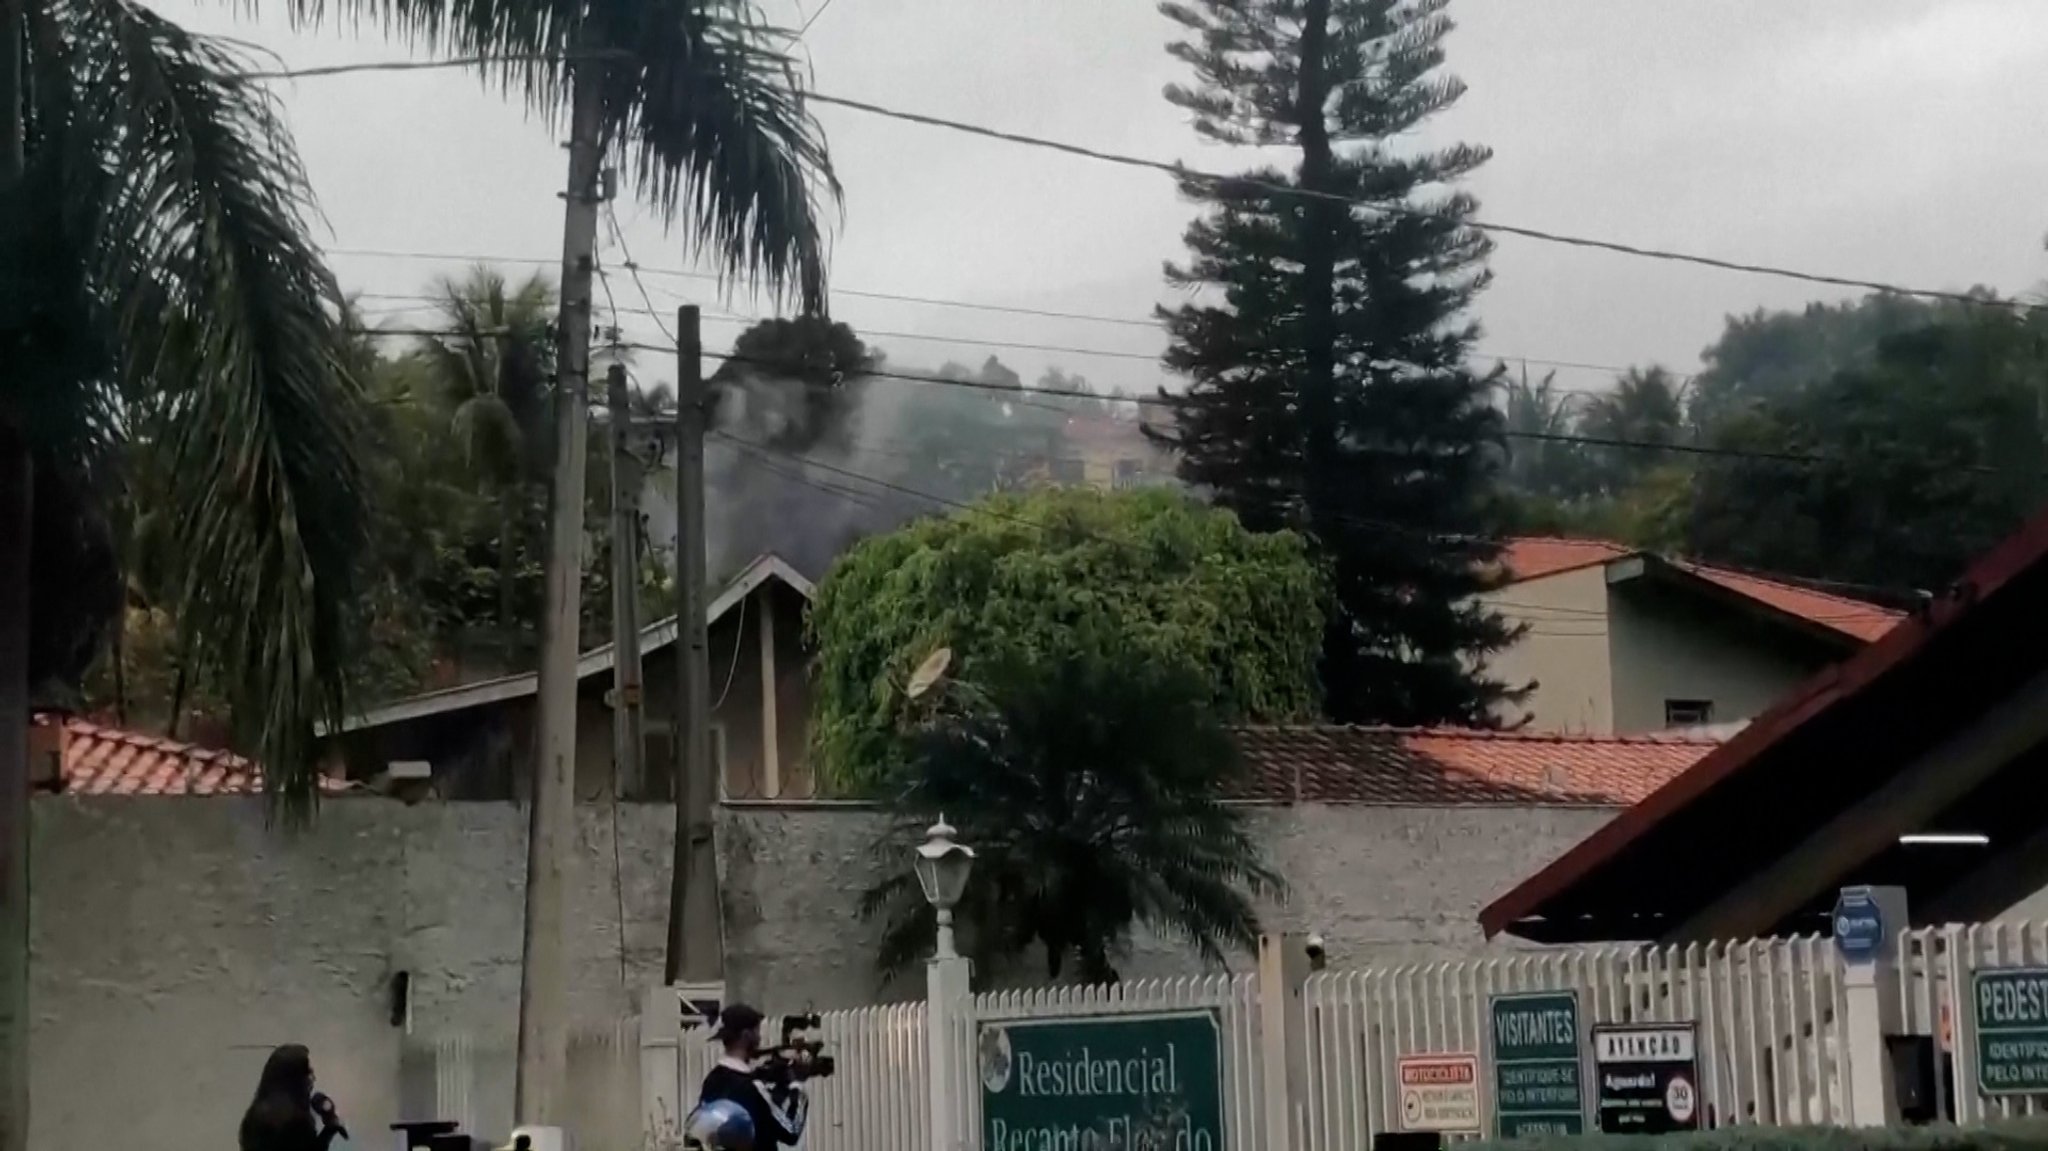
{"left": 942, "top": 976, "right": 1268, "bottom": 1151}
{"left": 1899, "top": 919, "right": 2048, "bottom": 1124}
{"left": 1299, "top": 937, "right": 1847, "bottom": 1150}
{"left": 650, "top": 1003, "right": 928, "bottom": 1151}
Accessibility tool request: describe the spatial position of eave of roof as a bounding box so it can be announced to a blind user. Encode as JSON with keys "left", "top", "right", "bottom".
{"left": 1478, "top": 508, "right": 2048, "bottom": 939}
{"left": 330, "top": 553, "right": 814, "bottom": 734}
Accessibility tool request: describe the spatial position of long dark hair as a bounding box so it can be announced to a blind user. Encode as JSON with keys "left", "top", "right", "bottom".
{"left": 239, "top": 1045, "right": 317, "bottom": 1151}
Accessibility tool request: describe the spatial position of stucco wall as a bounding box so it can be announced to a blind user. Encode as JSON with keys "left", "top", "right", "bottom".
{"left": 28, "top": 797, "right": 1611, "bottom": 1151}
{"left": 1478, "top": 566, "right": 1615, "bottom": 733}
{"left": 1606, "top": 580, "right": 1832, "bottom": 734}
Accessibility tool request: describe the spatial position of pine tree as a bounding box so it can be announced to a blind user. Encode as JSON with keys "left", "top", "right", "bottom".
{"left": 1156, "top": 0, "right": 1524, "bottom": 725}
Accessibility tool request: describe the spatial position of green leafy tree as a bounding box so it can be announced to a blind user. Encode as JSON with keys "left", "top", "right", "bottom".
{"left": 808, "top": 487, "right": 1324, "bottom": 794}
{"left": 1687, "top": 292, "right": 1992, "bottom": 437}
{"left": 1153, "top": 0, "right": 1521, "bottom": 727}
{"left": 1498, "top": 365, "right": 1589, "bottom": 501}
{"left": 861, "top": 649, "right": 1282, "bottom": 982}
{"left": 1684, "top": 306, "right": 2048, "bottom": 590}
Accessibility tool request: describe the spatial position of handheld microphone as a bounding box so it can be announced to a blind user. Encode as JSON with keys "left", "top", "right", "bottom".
{"left": 311, "top": 1092, "right": 349, "bottom": 1140}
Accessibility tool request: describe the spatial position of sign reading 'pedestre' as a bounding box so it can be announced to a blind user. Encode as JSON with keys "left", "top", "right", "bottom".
{"left": 979, "top": 1011, "right": 1224, "bottom": 1151}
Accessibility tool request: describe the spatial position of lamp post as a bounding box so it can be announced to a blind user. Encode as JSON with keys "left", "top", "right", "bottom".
{"left": 916, "top": 817, "right": 974, "bottom": 1151}
{"left": 914, "top": 816, "right": 975, "bottom": 959}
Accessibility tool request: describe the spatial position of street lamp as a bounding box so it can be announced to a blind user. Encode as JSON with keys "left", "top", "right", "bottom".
{"left": 914, "top": 816, "right": 975, "bottom": 959}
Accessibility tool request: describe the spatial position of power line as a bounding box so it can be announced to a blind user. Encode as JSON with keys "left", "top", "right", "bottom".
{"left": 799, "top": 0, "right": 841, "bottom": 35}
{"left": 805, "top": 93, "right": 2033, "bottom": 312}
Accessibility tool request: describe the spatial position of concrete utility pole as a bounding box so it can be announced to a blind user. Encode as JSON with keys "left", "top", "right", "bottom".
{"left": 607, "top": 363, "right": 647, "bottom": 800}
{"left": 0, "top": 7, "right": 33, "bottom": 1147}
{"left": 514, "top": 57, "right": 605, "bottom": 1128}
{"left": 664, "top": 306, "right": 725, "bottom": 985}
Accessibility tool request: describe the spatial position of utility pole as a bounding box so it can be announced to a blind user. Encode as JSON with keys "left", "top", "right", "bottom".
{"left": 664, "top": 306, "right": 724, "bottom": 984}
{"left": 0, "top": 6, "right": 33, "bottom": 1148}
{"left": 514, "top": 56, "right": 605, "bottom": 1128}
{"left": 607, "top": 362, "right": 646, "bottom": 800}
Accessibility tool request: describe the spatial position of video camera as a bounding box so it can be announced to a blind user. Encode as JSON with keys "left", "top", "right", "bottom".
{"left": 753, "top": 1013, "right": 836, "bottom": 1085}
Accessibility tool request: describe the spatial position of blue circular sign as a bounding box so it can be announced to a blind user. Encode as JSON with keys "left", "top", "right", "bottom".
{"left": 1833, "top": 887, "right": 1885, "bottom": 961}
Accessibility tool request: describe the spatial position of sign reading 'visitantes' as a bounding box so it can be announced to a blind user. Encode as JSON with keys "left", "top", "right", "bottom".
{"left": 1491, "top": 991, "right": 1585, "bottom": 1138}
{"left": 1974, "top": 968, "right": 2048, "bottom": 1095}
{"left": 978, "top": 1011, "right": 1224, "bottom": 1151}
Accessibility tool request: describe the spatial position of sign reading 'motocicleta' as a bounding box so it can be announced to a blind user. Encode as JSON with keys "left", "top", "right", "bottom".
{"left": 977, "top": 1010, "right": 1224, "bottom": 1151}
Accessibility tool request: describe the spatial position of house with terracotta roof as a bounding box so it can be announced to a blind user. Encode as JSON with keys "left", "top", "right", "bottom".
{"left": 1478, "top": 537, "right": 1905, "bottom": 736}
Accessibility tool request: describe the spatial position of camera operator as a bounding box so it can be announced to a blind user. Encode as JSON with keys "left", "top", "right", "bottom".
{"left": 697, "top": 1005, "right": 809, "bottom": 1149}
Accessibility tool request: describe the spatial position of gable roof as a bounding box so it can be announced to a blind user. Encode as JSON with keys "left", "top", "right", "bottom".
{"left": 1498, "top": 537, "right": 1902, "bottom": 643}
{"left": 1231, "top": 725, "right": 1719, "bottom": 807}
{"left": 1479, "top": 507, "right": 2048, "bottom": 941}
{"left": 332, "top": 553, "right": 814, "bottom": 734}
{"left": 38, "top": 715, "right": 351, "bottom": 797}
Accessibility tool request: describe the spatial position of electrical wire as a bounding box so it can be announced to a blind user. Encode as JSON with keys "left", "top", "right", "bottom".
{"left": 802, "top": 92, "right": 2037, "bottom": 312}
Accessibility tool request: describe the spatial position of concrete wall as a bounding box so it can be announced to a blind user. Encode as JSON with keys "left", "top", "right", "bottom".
{"left": 1479, "top": 566, "right": 1615, "bottom": 733}
{"left": 29, "top": 796, "right": 1610, "bottom": 1151}
{"left": 1606, "top": 580, "right": 1832, "bottom": 734}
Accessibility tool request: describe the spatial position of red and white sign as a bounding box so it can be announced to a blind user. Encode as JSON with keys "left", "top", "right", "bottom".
{"left": 1398, "top": 1053, "right": 1482, "bottom": 1133}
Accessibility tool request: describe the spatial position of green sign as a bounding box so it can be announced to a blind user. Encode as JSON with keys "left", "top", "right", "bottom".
{"left": 1974, "top": 968, "right": 2048, "bottom": 1095}
{"left": 978, "top": 1010, "right": 1224, "bottom": 1151}
{"left": 1490, "top": 990, "right": 1585, "bottom": 1137}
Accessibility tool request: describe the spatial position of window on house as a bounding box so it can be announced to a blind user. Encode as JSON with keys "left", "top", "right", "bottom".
{"left": 1664, "top": 699, "right": 1715, "bottom": 728}
{"left": 1112, "top": 458, "right": 1142, "bottom": 490}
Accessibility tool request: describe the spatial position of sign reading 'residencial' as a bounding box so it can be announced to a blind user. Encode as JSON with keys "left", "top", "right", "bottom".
{"left": 979, "top": 1011, "right": 1225, "bottom": 1151}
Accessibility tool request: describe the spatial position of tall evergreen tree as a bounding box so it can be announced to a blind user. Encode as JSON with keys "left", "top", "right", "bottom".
{"left": 1155, "top": 0, "right": 1521, "bottom": 725}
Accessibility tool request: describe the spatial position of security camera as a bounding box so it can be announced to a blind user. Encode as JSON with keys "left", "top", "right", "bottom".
{"left": 1304, "top": 933, "right": 1328, "bottom": 969}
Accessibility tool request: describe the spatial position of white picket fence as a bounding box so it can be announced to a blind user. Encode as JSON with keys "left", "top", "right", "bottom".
{"left": 1899, "top": 919, "right": 2048, "bottom": 1125}
{"left": 651, "top": 1003, "right": 929, "bottom": 1151}
{"left": 940, "top": 975, "right": 1268, "bottom": 1151}
{"left": 1299, "top": 937, "right": 1848, "bottom": 1149}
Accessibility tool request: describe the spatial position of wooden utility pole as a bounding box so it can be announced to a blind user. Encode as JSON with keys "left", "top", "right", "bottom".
{"left": 607, "top": 362, "right": 646, "bottom": 799}
{"left": 0, "top": 7, "right": 33, "bottom": 1148}
{"left": 664, "top": 306, "right": 724, "bottom": 984}
{"left": 514, "top": 56, "right": 605, "bottom": 1127}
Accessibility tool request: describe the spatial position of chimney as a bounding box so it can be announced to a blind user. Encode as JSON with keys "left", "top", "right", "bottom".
{"left": 28, "top": 715, "right": 67, "bottom": 792}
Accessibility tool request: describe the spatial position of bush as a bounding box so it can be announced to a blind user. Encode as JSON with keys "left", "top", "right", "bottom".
{"left": 1468, "top": 1121, "right": 2048, "bottom": 1151}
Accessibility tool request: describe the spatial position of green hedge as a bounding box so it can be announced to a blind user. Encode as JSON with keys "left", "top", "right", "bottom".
{"left": 1465, "top": 1121, "right": 2048, "bottom": 1151}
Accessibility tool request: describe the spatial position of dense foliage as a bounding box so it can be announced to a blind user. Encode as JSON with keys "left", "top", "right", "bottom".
{"left": 860, "top": 648, "right": 1282, "bottom": 982}
{"left": 1154, "top": 0, "right": 1523, "bottom": 727}
{"left": 1499, "top": 291, "right": 2047, "bottom": 593}
{"left": 807, "top": 486, "right": 1324, "bottom": 794}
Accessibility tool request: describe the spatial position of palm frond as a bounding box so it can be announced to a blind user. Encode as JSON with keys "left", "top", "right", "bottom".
{"left": 57, "top": 0, "right": 368, "bottom": 818}
{"left": 283, "top": 0, "right": 836, "bottom": 312}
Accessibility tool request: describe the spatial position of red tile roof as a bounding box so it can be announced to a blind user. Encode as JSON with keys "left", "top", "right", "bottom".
{"left": 1232, "top": 725, "right": 1719, "bottom": 808}
{"left": 1498, "top": 537, "right": 1902, "bottom": 643}
{"left": 35, "top": 715, "right": 348, "bottom": 797}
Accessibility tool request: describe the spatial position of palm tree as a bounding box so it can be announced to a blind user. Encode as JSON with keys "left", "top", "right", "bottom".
{"left": 862, "top": 652, "right": 1283, "bottom": 983}
{"left": 420, "top": 266, "right": 558, "bottom": 644}
{"left": 1, "top": 0, "right": 837, "bottom": 1137}
{"left": 1499, "top": 364, "right": 1585, "bottom": 499}
{"left": 1582, "top": 365, "right": 1688, "bottom": 493}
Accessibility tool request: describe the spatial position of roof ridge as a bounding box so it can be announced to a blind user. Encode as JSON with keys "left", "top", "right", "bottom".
{"left": 1680, "top": 559, "right": 1903, "bottom": 616}
{"left": 1234, "top": 722, "right": 1728, "bottom": 746}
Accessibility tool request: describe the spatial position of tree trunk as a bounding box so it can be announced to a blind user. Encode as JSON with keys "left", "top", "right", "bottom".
{"left": 164, "top": 663, "right": 186, "bottom": 738}
{"left": 1, "top": 4, "right": 34, "bottom": 1144}
{"left": 1294, "top": 0, "right": 1340, "bottom": 521}
{"left": 0, "top": 426, "right": 34, "bottom": 1151}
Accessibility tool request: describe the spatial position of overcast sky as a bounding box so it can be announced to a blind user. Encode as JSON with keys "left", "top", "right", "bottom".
{"left": 158, "top": 0, "right": 2048, "bottom": 397}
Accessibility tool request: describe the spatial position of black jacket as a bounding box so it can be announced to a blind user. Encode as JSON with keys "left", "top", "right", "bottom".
{"left": 699, "top": 1061, "right": 808, "bottom": 1148}
{"left": 240, "top": 1046, "right": 342, "bottom": 1151}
